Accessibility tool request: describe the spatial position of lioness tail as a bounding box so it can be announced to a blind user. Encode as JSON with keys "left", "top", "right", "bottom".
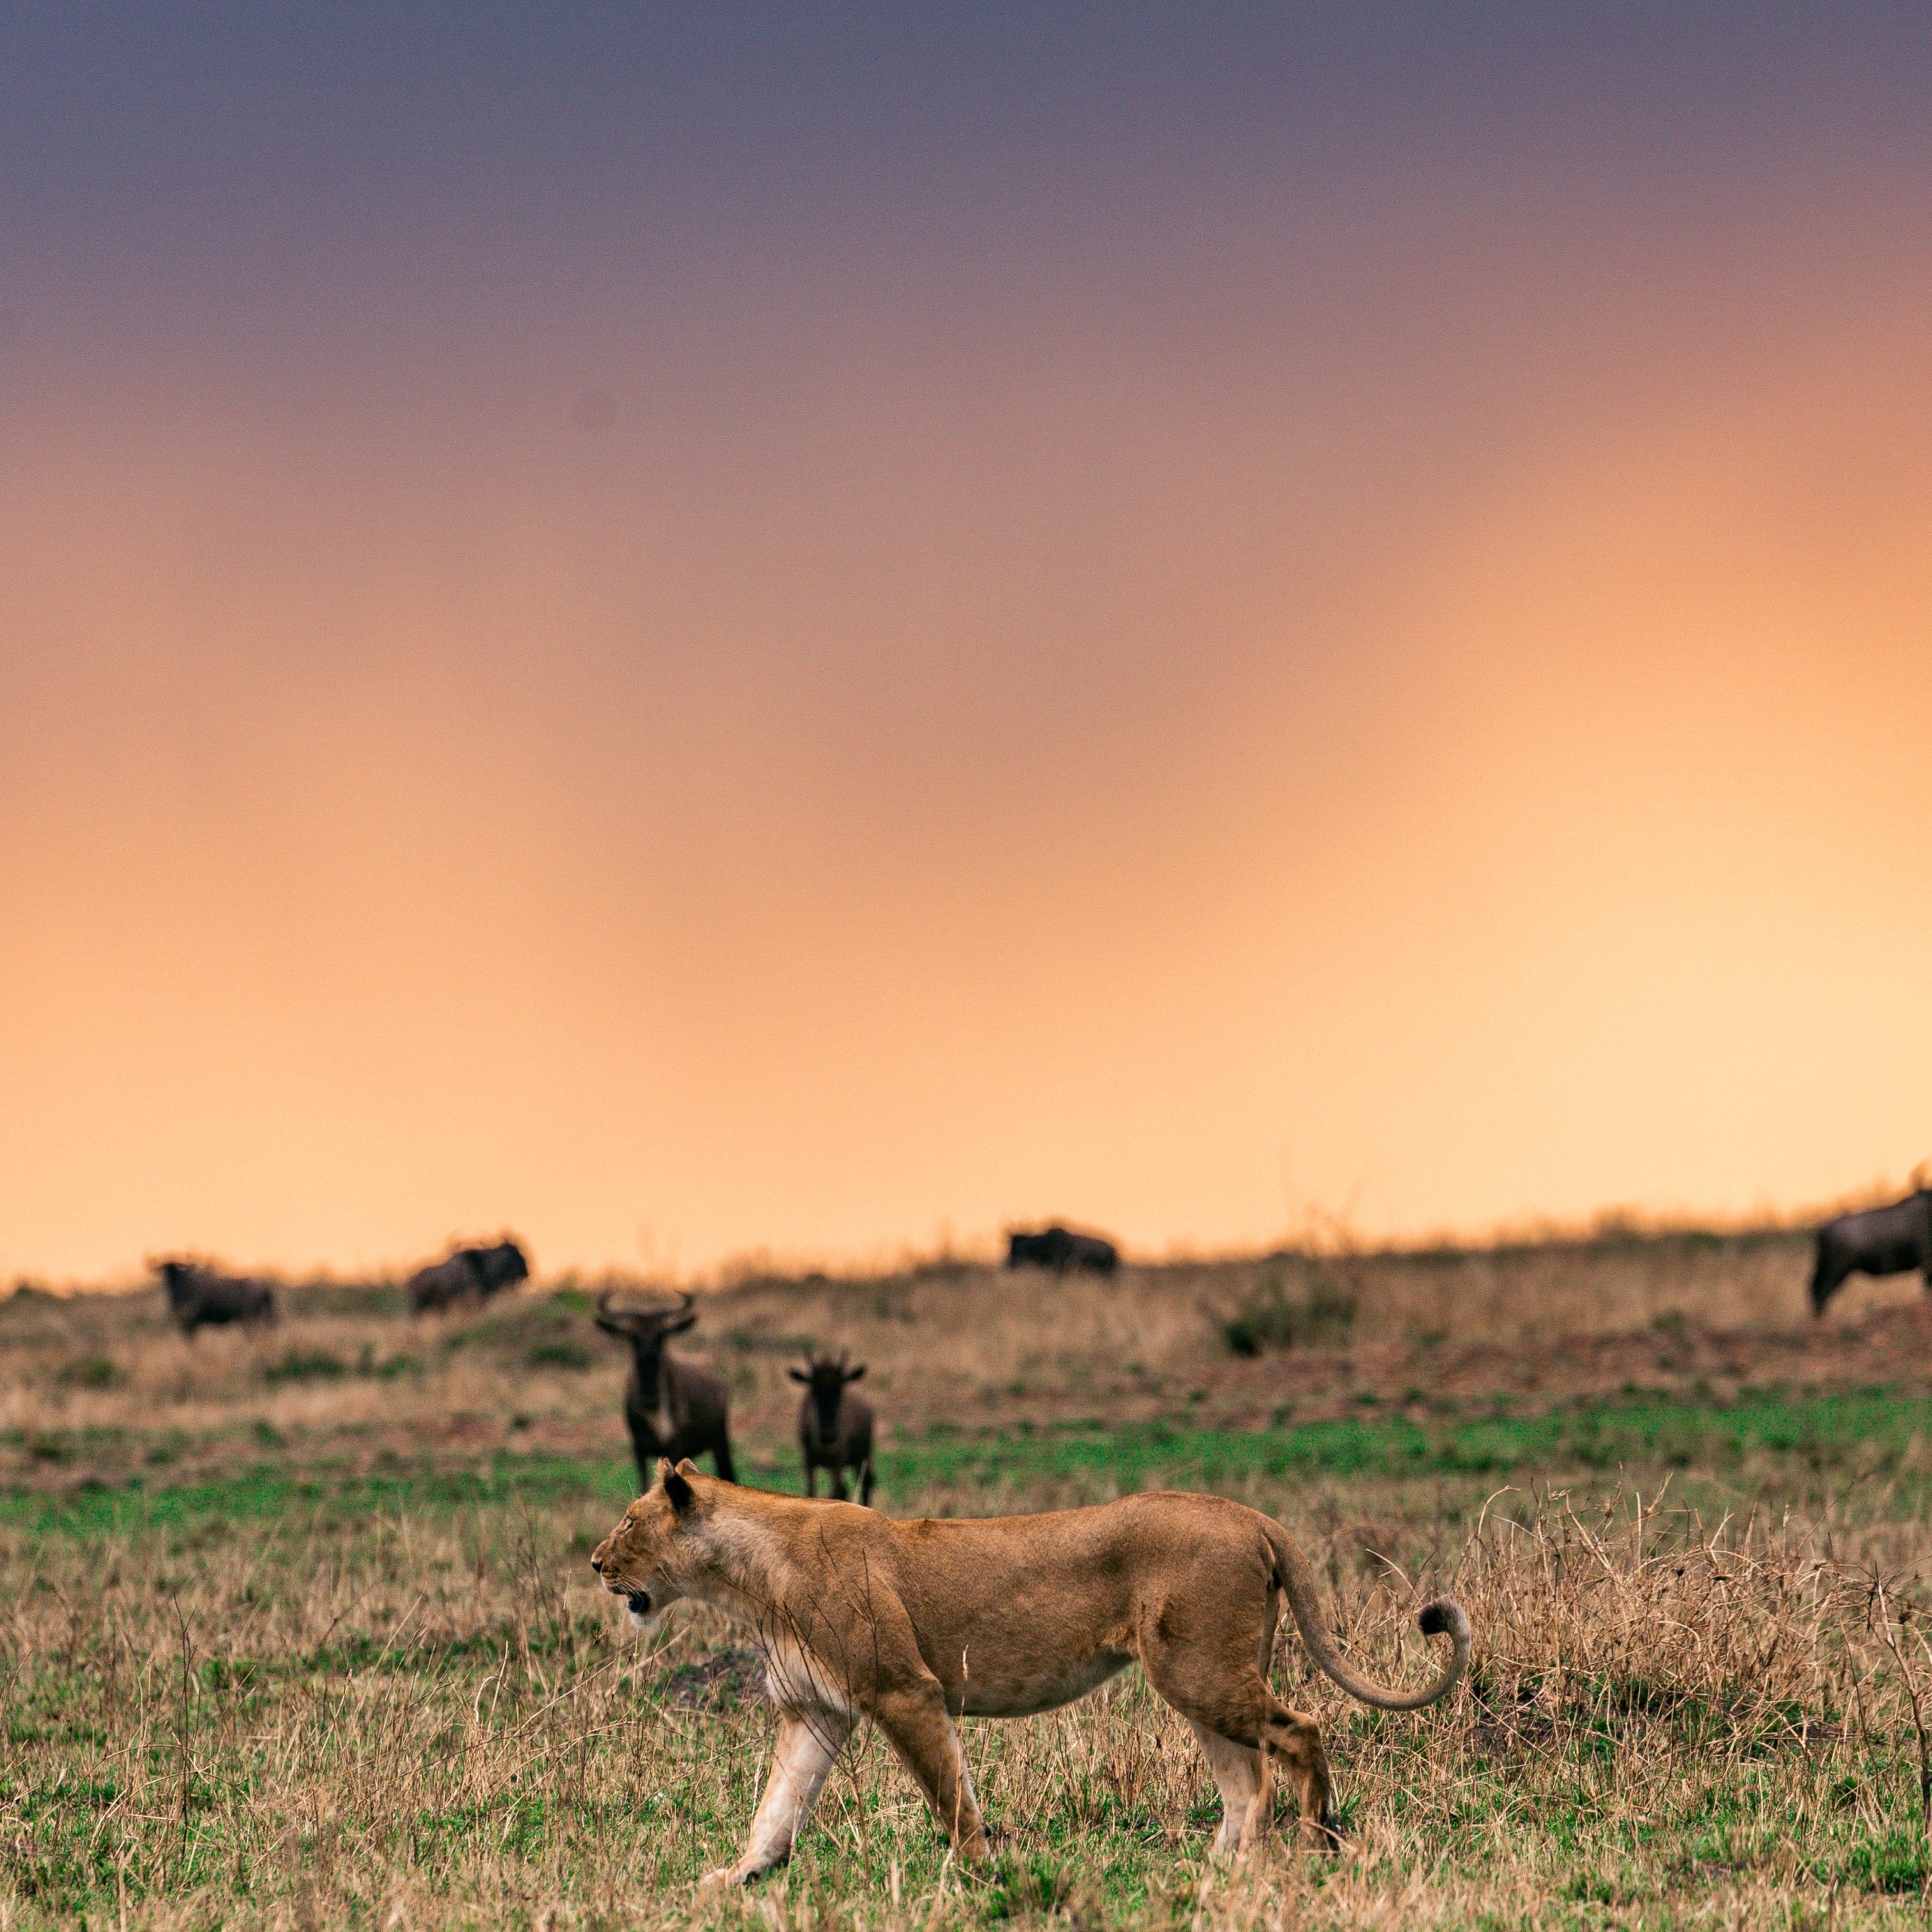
{"left": 1264, "top": 1521, "right": 1472, "bottom": 1711}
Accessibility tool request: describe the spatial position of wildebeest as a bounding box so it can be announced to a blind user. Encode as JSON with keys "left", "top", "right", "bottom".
{"left": 407, "top": 1238, "right": 531, "bottom": 1314}
{"left": 1005, "top": 1225, "right": 1119, "bottom": 1275}
{"left": 1810, "top": 1188, "right": 1932, "bottom": 1315}
{"left": 155, "top": 1259, "right": 276, "bottom": 1337}
{"left": 595, "top": 1291, "right": 737, "bottom": 1485}
{"left": 789, "top": 1350, "right": 875, "bottom": 1504}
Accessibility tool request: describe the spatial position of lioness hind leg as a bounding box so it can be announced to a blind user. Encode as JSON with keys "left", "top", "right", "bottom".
{"left": 703, "top": 1709, "right": 854, "bottom": 1888}
{"left": 1186, "top": 1720, "right": 1267, "bottom": 1858}
{"left": 1146, "top": 1646, "right": 1337, "bottom": 1854}
{"left": 872, "top": 1685, "right": 991, "bottom": 1863}
{"left": 1262, "top": 1703, "right": 1340, "bottom": 1849}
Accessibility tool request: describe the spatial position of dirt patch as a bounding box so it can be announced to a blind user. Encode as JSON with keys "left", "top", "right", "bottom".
{"left": 660, "top": 1646, "right": 766, "bottom": 1709}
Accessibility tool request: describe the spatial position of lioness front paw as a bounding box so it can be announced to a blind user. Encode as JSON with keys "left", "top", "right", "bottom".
{"left": 697, "top": 1865, "right": 749, "bottom": 1891}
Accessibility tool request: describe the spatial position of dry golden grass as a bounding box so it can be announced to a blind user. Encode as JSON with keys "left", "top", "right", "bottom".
{"left": 5, "top": 1231, "right": 1932, "bottom": 1926}
{"left": 3, "top": 1229, "right": 1921, "bottom": 1489}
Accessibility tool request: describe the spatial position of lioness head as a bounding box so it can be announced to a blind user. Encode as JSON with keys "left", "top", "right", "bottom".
{"left": 589, "top": 1457, "right": 703, "bottom": 1636}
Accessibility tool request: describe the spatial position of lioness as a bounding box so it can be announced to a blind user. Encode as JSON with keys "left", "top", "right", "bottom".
{"left": 590, "top": 1460, "right": 1471, "bottom": 1885}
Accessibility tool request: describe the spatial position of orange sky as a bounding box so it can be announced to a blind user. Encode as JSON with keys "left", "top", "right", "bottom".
{"left": 3, "top": 17, "right": 1930, "bottom": 1283}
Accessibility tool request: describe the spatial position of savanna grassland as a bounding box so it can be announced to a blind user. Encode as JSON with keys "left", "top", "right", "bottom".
{"left": 5, "top": 1230, "right": 1932, "bottom": 1929}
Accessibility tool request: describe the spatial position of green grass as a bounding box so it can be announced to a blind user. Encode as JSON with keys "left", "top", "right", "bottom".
{"left": 11, "top": 1383, "right": 1932, "bottom": 1540}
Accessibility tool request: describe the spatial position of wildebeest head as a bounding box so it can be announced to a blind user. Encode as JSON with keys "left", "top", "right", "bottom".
{"left": 464, "top": 1239, "right": 530, "bottom": 1295}
{"left": 789, "top": 1349, "right": 865, "bottom": 1429}
{"left": 595, "top": 1291, "right": 697, "bottom": 1375}
{"left": 1006, "top": 1229, "right": 1056, "bottom": 1268}
{"left": 155, "top": 1259, "right": 196, "bottom": 1307}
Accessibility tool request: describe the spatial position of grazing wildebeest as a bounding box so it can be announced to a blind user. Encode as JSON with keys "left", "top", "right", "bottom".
{"left": 1005, "top": 1225, "right": 1120, "bottom": 1276}
{"left": 407, "top": 1238, "right": 531, "bottom": 1314}
{"left": 155, "top": 1259, "right": 276, "bottom": 1337}
{"left": 595, "top": 1291, "right": 737, "bottom": 1485}
{"left": 789, "top": 1350, "right": 875, "bottom": 1504}
{"left": 1810, "top": 1188, "right": 1932, "bottom": 1315}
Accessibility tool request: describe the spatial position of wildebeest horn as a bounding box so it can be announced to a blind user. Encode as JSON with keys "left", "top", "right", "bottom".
{"left": 596, "top": 1290, "right": 617, "bottom": 1317}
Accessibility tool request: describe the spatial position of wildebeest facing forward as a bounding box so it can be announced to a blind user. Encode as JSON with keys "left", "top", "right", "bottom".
{"left": 1005, "top": 1225, "right": 1119, "bottom": 1275}
{"left": 595, "top": 1291, "right": 737, "bottom": 1485}
{"left": 407, "top": 1238, "right": 530, "bottom": 1313}
{"left": 1810, "top": 1187, "right": 1932, "bottom": 1315}
{"left": 155, "top": 1259, "right": 276, "bottom": 1336}
{"left": 789, "top": 1349, "right": 875, "bottom": 1504}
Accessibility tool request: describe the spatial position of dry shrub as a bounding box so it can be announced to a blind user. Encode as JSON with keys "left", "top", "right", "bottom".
{"left": 1221, "top": 1263, "right": 1358, "bottom": 1356}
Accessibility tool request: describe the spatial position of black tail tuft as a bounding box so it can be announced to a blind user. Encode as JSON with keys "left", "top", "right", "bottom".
{"left": 1417, "top": 1597, "right": 1466, "bottom": 1639}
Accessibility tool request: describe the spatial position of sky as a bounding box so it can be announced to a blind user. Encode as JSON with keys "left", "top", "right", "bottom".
{"left": 3, "top": 7, "right": 1931, "bottom": 1284}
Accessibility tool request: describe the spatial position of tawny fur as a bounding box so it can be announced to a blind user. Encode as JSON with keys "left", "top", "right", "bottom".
{"left": 590, "top": 1460, "right": 1471, "bottom": 1887}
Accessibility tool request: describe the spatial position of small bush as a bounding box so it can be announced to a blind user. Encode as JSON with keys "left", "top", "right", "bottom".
{"left": 352, "top": 1345, "right": 422, "bottom": 1380}
{"left": 1223, "top": 1266, "right": 1357, "bottom": 1356}
{"left": 719, "top": 1327, "right": 817, "bottom": 1356}
{"left": 264, "top": 1349, "right": 347, "bottom": 1386}
{"left": 449, "top": 1294, "right": 587, "bottom": 1362}
{"left": 58, "top": 1357, "right": 124, "bottom": 1390}
{"left": 526, "top": 1340, "right": 594, "bottom": 1372}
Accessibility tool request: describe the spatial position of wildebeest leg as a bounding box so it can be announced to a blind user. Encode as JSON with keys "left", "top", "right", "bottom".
{"left": 829, "top": 1467, "right": 848, "bottom": 1502}
{"left": 802, "top": 1460, "right": 817, "bottom": 1498}
{"left": 858, "top": 1460, "right": 874, "bottom": 1509}
{"left": 712, "top": 1439, "right": 737, "bottom": 1484}
{"left": 701, "top": 1708, "right": 854, "bottom": 1887}
{"left": 872, "top": 1684, "right": 991, "bottom": 1862}
{"left": 1810, "top": 1246, "right": 1850, "bottom": 1315}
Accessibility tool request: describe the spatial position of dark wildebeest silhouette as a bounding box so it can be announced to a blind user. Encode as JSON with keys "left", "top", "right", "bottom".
{"left": 407, "top": 1238, "right": 530, "bottom": 1314}
{"left": 155, "top": 1259, "right": 276, "bottom": 1337}
{"left": 595, "top": 1291, "right": 736, "bottom": 1486}
{"left": 789, "top": 1350, "right": 875, "bottom": 1504}
{"left": 1810, "top": 1188, "right": 1932, "bottom": 1315}
{"left": 1005, "top": 1225, "right": 1120, "bottom": 1276}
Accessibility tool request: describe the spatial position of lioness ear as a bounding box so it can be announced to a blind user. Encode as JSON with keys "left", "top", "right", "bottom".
{"left": 663, "top": 1461, "right": 697, "bottom": 1514}
{"left": 845, "top": 1363, "right": 866, "bottom": 1382}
